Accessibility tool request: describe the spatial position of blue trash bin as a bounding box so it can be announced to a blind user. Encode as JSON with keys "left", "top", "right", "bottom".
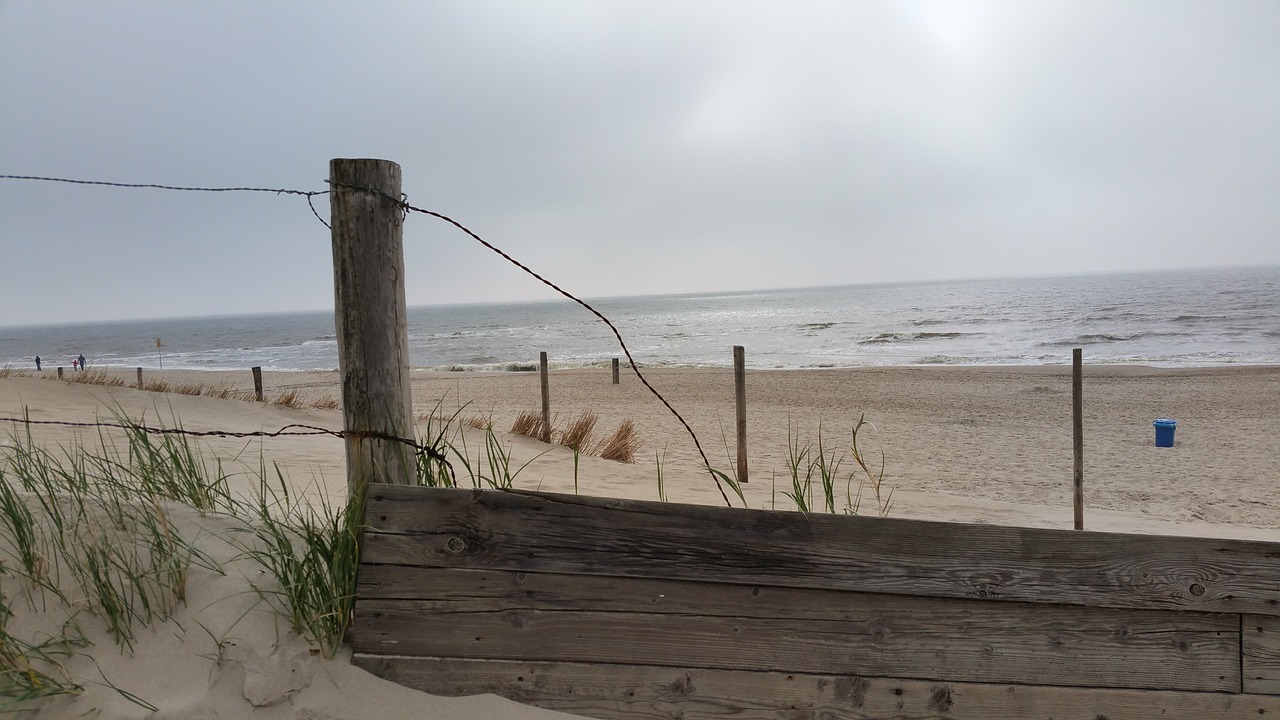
{"left": 1153, "top": 418, "right": 1177, "bottom": 447}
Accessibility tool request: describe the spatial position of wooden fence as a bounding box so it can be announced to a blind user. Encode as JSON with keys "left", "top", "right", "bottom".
{"left": 352, "top": 484, "right": 1280, "bottom": 719}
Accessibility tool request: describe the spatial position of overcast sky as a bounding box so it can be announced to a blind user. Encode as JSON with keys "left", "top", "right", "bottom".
{"left": 2, "top": 1, "right": 1277, "bottom": 326}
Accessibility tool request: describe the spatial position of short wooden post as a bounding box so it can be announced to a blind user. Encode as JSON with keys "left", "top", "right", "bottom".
{"left": 612, "top": 357, "right": 619, "bottom": 385}
{"left": 734, "top": 345, "right": 749, "bottom": 484}
{"left": 136, "top": 367, "right": 143, "bottom": 389}
{"left": 331, "top": 158, "right": 415, "bottom": 496}
{"left": 252, "top": 366, "right": 264, "bottom": 402}
{"left": 57, "top": 367, "right": 63, "bottom": 379}
{"left": 540, "top": 351, "right": 552, "bottom": 443}
{"left": 1073, "top": 348, "right": 1084, "bottom": 530}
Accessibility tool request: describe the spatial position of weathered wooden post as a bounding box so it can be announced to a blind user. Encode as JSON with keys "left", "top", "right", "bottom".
{"left": 252, "top": 366, "right": 264, "bottom": 402}
{"left": 734, "top": 345, "right": 748, "bottom": 483}
{"left": 1073, "top": 348, "right": 1084, "bottom": 530}
{"left": 612, "top": 357, "right": 619, "bottom": 385}
{"left": 331, "top": 158, "right": 415, "bottom": 496}
{"left": 136, "top": 367, "right": 143, "bottom": 389}
{"left": 540, "top": 351, "right": 552, "bottom": 443}
{"left": 57, "top": 367, "right": 63, "bottom": 379}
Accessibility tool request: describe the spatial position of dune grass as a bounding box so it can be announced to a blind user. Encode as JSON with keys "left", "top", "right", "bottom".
{"left": 510, "top": 410, "right": 543, "bottom": 439}
{"left": 778, "top": 415, "right": 892, "bottom": 516}
{"left": 511, "top": 409, "right": 642, "bottom": 464}
{"left": 0, "top": 412, "right": 369, "bottom": 712}
{"left": 594, "top": 419, "right": 641, "bottom": 463}
{"left": 558, "top": 411, "right": 598, "bottom": 452}
{"left": 310, "top": 395, "right": 340, "bottom": 410}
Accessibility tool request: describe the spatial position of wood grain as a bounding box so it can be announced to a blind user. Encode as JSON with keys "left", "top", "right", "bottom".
{"left": 361, "top": 484, "right": 1280, "bottom": 615}
{"left": 329, "top": 161, "right": 414, "bottom": 493}
{"left": 352, "top": 570, "right": 1238, "bottom": 691}
{"left": 353, "top": 656, "right": 1280, "bottom": 720}
{"left": 1245, "top": 614, "right": 1280, "bottom": 694}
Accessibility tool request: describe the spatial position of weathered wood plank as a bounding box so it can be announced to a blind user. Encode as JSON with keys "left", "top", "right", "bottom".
{"left": 1245, "top": 614, "right": 1280, "bottom": 694}
{"left": 357, "top": 564, "right": 1232, "bottom": 631}
{"left": 361, "top": 484, "right": 1280, "bottom": 616}
{"left": 351, "top": 588, "right": 1239, "bottom": 691}
{"left": 352, "top": 656, "right": 1280, "bottom": 720}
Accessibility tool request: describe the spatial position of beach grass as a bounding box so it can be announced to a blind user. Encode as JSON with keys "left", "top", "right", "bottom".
{"left": 594, "top": 419, "right": 641, "bottom": 463}
{"left": 0, "top": 412, "right": 369, "bottom": 713}
{"left": 510, "top": 410, "right": 543, "bottom": 439}
{"left": 558, "top": 411, "right": 598, "bottom": 452}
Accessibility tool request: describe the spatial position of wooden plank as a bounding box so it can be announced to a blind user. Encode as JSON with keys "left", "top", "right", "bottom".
{"left": 361, "top": 484, "right": 1280, "bottom": 616}
{"left": 1245, "top": 614, "right": 1280, "bottom": 694}
{"left": 351, "top": 578, "right": 1239, "bottom": 691}
{"left": 352, "top": 656, "right": 1280, "bottom": 720}
{"left": 358, "top": 564, "right": 1230, "bottom": 629}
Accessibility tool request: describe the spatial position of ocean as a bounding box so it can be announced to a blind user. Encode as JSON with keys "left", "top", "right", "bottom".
{"left": 2, "top": 266, "right": 1277, "bottom": 372}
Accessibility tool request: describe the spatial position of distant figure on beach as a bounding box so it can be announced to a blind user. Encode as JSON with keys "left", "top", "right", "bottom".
{"left": 78, "top": 354, "right": 86, "bottom": 371}
{"left": 35, "top": 355, "right": 41, "bottom": 371}
{"left": 71, "top": 358, "right": 78, "bottom": 370}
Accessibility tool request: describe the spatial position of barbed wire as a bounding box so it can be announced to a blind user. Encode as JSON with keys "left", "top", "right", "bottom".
{"left": 0, "top": 174, "right": 331, "bottom": 229}
{"left": 1, "top": 172, "right": 732, "bottom": 505}
{"left": 0, "top": 415, "right": 455, "bottom": 486}
{"left": 328, "top": 179, "right": 733, "bottom": 505}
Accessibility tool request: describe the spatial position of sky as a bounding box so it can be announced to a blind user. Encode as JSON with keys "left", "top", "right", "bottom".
{"left": 2, "top": 1, "right": 1278, "bottom": 326}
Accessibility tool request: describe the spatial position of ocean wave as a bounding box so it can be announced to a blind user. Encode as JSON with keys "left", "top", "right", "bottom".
{"left": 1041, "top": 330, "right": 1198, "bottom": 347}
{"left": 1041, "top": 333, "right": 1141, "bottom": 346}
{"left": 425, "top": 361, "right": 540, "bottom": 372}
{"left": 859, "top": 331, "right": 970, "bottom": 345}
{"left": 911, "top": 355, "right": 1011, "bottom": 365}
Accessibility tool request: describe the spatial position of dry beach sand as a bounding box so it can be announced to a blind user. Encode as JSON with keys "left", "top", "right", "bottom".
{"left": 2, "top": 363, "right": 1278, "bottom": 717}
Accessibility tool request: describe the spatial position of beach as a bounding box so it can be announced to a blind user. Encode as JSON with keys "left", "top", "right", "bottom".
{"left": 2, "top": 364, "right": 1279, "bottom": 717}
{"left": 18, "top": 363, "right": 1273, "bottom": 531}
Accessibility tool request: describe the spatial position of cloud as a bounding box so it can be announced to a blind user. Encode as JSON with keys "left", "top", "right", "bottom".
{"left": 1, "top": 0, "right": 1277, "bottom": 324}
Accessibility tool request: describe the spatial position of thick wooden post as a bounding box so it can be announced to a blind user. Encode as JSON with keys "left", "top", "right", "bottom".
{"left": 57, "top": 367, "right": 63, "bottom": 379}
{"left": 612, "top": 357, "right": 619, "bottom": 385}
{"left": 331, "top": 158, "right": 415, "bottom": 495}
{"left": 540, "top": 352, "right": 552, "bottom": 443}
{"left": 1073, "top": 348, "right": 1084, "bottom": 530}
{"left": 734, "top": 345, "right": 748, "bottom": 483}
{"left": 136, "top": 367, "right": 143, "bottom": 389}
{"left": 252, "top": 366, "right": 264, "bottom": 402}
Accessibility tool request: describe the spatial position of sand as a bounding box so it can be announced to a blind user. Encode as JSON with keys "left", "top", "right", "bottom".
{"left": 2, "top": 364, "right": 1279, "bottom": 717}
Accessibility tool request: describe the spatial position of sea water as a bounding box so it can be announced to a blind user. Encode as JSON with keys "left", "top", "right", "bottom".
{"left": 2, "top": 266, "right": 1277, "bottom": 372}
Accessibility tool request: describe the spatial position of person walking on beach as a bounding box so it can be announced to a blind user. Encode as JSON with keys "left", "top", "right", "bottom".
{"left": 35, "top": 355, "right": 41, "bottom": 371}
{"left": 78, "top": 354, "right": 86, "bottom": 371}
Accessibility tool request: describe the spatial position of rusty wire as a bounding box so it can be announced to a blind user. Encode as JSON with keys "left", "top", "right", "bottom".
{"left": 0, "top": 174, "right": 331, "bottom": 228}
{"left": 0, "top": 415, "right": 455, "bottom": 486}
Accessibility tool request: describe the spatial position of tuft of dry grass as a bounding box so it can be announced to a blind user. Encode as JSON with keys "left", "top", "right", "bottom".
{"left": 142, "top": 379, "right": 172, "bottom": 393}
{"left": 594, "top": 419, "right": 642, "bottom": 463}
{"left": 558, "top": 411, "right": 598, "bottom": 452}
{"left": 205, "top": 385, "right": 236, "bottom": 400}
{"left": 173, "top": 383, "right": 206, "bottom": 396}
{"left": 510, "top": 410, "right": 544, "bottom": 439}
{"left": 271, "top": 390, "right": 303, "bottom": 409}
{"left": 312, "top": 396, "right": 340, "bottom": 410}
{"left": 462, "top": 414, "right": 491, "bottom": 431}
{"left": 0, "top": 365, "right": 32, "bottom": 378}
{"left": 70, "top": 369, "right": 125, "bottom": 387}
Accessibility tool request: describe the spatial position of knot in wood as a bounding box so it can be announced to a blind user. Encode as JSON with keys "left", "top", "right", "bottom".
{"left": 446, "top": 536, "right": 467, "bottom": 553}
{"left": 1189, "top": 583, "right": 1206, "bottom": 597}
